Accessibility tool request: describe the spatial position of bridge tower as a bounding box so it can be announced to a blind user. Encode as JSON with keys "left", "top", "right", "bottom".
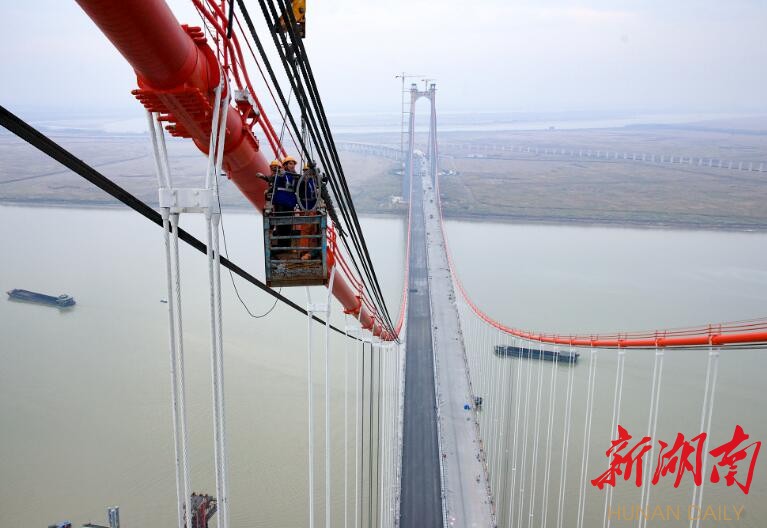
{"left": 404, "top": 81, "right": 438, "bottom": 201}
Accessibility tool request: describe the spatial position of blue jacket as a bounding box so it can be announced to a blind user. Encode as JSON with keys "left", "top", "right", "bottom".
{"left": 298, "top": 175, "right": 318, "bottom": 210}
{"left": 272, "top": 171, "right": 298, "bottom": 208}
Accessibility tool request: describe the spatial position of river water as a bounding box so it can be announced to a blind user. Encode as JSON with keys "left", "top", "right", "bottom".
{"left": 1, "top": 205, "right": 765, "bottom": 526}
{"left": 448, "top": 221, "right": 767, "bottom": 527}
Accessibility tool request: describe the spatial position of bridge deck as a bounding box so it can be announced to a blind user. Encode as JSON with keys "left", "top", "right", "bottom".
{"left": 399, "top": 167, "right": 444, "bottom": 528}
{"left": 423, "top": 172, "right": 495, "bottom": 527}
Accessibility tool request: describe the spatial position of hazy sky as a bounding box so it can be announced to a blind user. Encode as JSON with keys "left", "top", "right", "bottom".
{"left": 1, "top": 0, "right": 765, "bottom": 118}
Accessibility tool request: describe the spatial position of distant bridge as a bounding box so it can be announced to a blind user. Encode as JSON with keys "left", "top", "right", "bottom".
{"left": 337, "top": 141, "right": 402, "bottom": 161}
{"left": 339, "top": 140, "right": 766, "bottom": 174}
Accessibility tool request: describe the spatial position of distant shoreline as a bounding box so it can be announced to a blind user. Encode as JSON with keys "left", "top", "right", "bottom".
{"left": 3, "top": 198, "right": 765, "bottom": 233}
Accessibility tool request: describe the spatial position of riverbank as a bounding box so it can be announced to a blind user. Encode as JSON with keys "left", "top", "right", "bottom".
{"left": 4, "top": 198, "right": 766, "bottom": 233}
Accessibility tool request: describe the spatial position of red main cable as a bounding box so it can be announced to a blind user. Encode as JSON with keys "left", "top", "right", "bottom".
{"left": 434, "top": 172, "right": 767, "bottom": 349}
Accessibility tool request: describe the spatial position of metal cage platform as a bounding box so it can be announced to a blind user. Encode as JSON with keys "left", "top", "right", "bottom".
{"left": 263, "top": 209, "right": 328, "bottom": 287}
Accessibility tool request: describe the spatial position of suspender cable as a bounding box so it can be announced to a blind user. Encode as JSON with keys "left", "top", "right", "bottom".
{"left": 556, "top": 345, "right": 578, "bottom": 528}
{"left": 379, "top": 343, "right": 388, "bottom": 528}
{"left": 344, "top": 315, "right": 350, "bottom": 528}
{"left": 368, "top": 342, "right": 375, "bottom": 526}
{"left": 527, "top": 342, "right": 546, "bottom": 528}
{"left": 516, "top": 339, "right": 535, "bottom": 528}
{"left": 378, "top": 341, "right": 386, "bottom": 527}
{"left": 205, "top": 81, "right": 230, "bottom": 528}
{"left": 324, "top": 268, "right": 337, "bottom": 528}
{"left": 163, "top": 211, "right": 185, "bottom": 528}
{"left": 355, "top": 310, "right": 364, "bottom": 528}
{"left": 506, "top": 337, "right": 524, "bottom": 528}
{"left": 307, "top": 288, "right": 317, "bottom": 528}
{"left": 540, "top": 349, "right": 561, "bottom": 528}
{"left": 488, "top": 325, "right": 500, "bottom": 501}
{"left": 639, "top": 349, "right": 665, "bottom": 528}
{"left": 497, "top": 334, "right": 512, "bottom": 526}
{"left": 690, "top": 347, "right": 720, "bottom": 528}
{"left": 576, "top": 348, "right": 599, "bottom": 528}
{"left": 149, "top": 110, "right": 187, "bottom": 527}
{"left": 170, "top": 212, "right": 193, "bottom": 528}
{"left": 603, "top": 349, "right": 626, "bottom": 528}
{"left": 496, "top": 329, "right": 510, "bottom": 508}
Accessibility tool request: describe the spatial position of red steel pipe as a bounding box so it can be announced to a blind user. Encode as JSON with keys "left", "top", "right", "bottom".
{"left": 76, "top": 0, "right": 393, "bottom": 339}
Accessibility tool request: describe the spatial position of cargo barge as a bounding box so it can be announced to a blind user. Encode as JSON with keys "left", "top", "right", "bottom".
{"left": 494, "top": 344, "right": 579, "bottom": 364}
{"left": 7, "top": 289, "right": 76, "bottom": 308}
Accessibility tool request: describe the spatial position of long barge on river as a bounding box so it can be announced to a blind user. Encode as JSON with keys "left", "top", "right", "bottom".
{"left": 494, "top": 344, "right": 579, "bottom": 364}
{"left": 7, "top": 289, "right": 76, "bottom": 308}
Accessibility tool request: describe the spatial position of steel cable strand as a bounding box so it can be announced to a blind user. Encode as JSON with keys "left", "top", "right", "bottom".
{"left": 506, "top": 336, "right": 525, "bottom": 528}
{"left": 170, "top": 213, "right": 193, "bottom": 528}
{"left": 206, "top": 83, "right": 230, "bottom": 528}
{"left": 356, "top": 335, "right": 364, "bottom": 528}
{"left": 378, "top": 343, "right": 389, "bottom": 528}
{"left": 495, "top": 337, "right": 511, "bottom": 526}
{"left": 540, "top": 345, "right": 561, "bottom": 528}
{"left": 375, "top": 342, "right": 383, "bottom": 526}
{"left": 482, "top": 322, "right": 492, "bottom": 479}
{"left": 489, "top": 324, "right": 503, "bottom": 506}
{"left": 556, "top": 345, "right": 578, "bottom": 528}
{"left": 493, "top": 328, "right": 505, "bottom": 504}
{"left": 148, "top": 109, "right": 186, "bottom": 528}
{"left": 690, "top": 347, "right": 720, "bottom": 528}
{"left": 324, "top": 269, "right": 337, "bottom": 528}
{"left": 602, "top": 349, "right": 626, "bottom": 528}
{"left": 496, "top": 327, "right": 512, "bottom": 523}
{"left": 515, "top": 339, "right": 536, "bottom": 528}
{"left": 638, "top": 349, "right": 665, "bottom": 528}
{"left": 343, "top": 314, "right": 350, "bottom": 528}
{"left": 163, "top": 211, "right": 185, "bottom": 528}
{"left": 527, "top": 341, "right": 547, "bottom": 528}
{"left": 367, "top": 342, "right": 375, "bottom": 526}
{"left": 480, "top": 323, "right": 492, "bottom": 473}
{"left": 207, "top": 215, "right": 226, "bottom": 528}
{"left": 307, "top": 290, "right": 318, "bottom": 528}
{"left": 576, "top": 347, "right": 599, "bottom": 528}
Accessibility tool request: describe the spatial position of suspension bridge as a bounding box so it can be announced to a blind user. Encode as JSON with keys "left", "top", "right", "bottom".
{"left": 2, "top": 1, "right": 767, "bottom": 528}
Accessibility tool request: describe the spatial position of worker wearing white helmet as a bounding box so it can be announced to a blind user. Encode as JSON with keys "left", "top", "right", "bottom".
{"left": 272, "top": 156, "right": 298, "bottom": 212}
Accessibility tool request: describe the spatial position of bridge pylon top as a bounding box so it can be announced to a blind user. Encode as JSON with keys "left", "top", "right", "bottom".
{"left": 409, "top": 81, "right": 436, "bottom": 101}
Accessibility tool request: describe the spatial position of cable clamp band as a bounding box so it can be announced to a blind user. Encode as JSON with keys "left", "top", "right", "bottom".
{"left": 307, "top": 302, "right": 328, "bottom": 314}
{"left": 159, "top": 188, "right": 218, "bottom": 214}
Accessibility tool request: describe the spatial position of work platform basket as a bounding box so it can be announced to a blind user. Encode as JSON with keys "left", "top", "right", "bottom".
{"left": 263, "top": 208, "right": 329, "bottom": 287}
